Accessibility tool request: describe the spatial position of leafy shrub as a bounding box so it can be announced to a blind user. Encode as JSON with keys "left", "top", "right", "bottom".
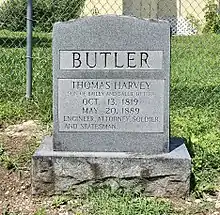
{"left": 0, "top": 0, "right": 85, "bottom": 32}
{"left": 186, "top": 13, "right": 202, "bottom": 34}
{"left": 0, "top": 0, "right": 26, "bottom": 32}
{"left": 203, "top": 0, "right": 220, "bottom": 33}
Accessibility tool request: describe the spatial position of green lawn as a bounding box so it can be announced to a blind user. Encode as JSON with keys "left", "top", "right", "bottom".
{"left": 171, "top": 35, "right": 220, "bottom": 195}
{"left": 0, "top": 30, "right": 52, "bottom": 124}
{"left": 0, "top": 30, "right": 220, "bottom": 213}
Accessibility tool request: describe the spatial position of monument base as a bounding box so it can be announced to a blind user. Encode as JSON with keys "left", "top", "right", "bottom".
{"left": 32, "top": 137, "right": 191, "bottom": 198}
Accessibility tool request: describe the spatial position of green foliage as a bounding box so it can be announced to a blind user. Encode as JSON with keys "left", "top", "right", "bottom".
{"left": 0, "top": 0, "right": 85, "bottom": 32}
{"left": 0, "top": 143, "right": 4, "bottom": 156}
{"left": 0, "top": 134, "right": 39, "bottom": 171}
{"left": 186, "top": 14, "right": 202, "bottom": 34}
{"left": 33, "top": 208, "right": 46, "bottom": 215}
{"left": 0, "top": 144, "right": 17, "bottom": 170}
{"left": 0, "top": 30, "right": 52, "bottom": 124}
{"left": 171, "top": 35, "right": 220, "bottom": 196}
{"left": 87, "top": 186, "right": 173, "bottom": 215}
{"left": 0, "top": 0, "right": 26, "bottom": 32}
{"left": 203, "top": 0, "right": 220, "bottom": 33}
{"left": 52, "top": 196, "right": 71, "bottom": 208}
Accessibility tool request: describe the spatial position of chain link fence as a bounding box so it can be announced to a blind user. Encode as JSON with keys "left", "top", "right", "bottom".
{"left": 0, "top": 0, "right": 219, "bottom": 44}
{"left": 0, "top": 0, "right": 220, "bottom": 115}
{"left": 0, "top": 0, "right": 219, "bottom": 62}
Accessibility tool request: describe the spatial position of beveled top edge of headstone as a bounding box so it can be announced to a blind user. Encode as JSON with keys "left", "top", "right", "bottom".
{"left": 53, "top": 14, "right": 170, "bottom": 29}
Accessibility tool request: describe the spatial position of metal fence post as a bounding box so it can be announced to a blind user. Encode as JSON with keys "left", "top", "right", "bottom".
{"left": 26, "top": 0, "right": 33, "bottom": 99}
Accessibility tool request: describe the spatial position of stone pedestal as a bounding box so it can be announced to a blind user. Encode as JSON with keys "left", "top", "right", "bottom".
{"left": 32, "top": 136, "right": 191, "bottom": 197}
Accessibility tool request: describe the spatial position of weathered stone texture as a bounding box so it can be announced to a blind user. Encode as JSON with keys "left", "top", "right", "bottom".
{"left": 32, "top": 156, "right": 54, "bottom": 195}
{"left": 32, "top": 136, "right": 191, "bottom": 197}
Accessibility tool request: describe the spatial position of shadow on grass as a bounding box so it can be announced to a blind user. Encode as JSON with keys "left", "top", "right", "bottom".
{"left": 0, "top": 36, "right": 52, "bottom": 48}
{"left": 185, "top": 137, "right": 196, "bottom": 193}
{"left": 170, "top": 137, "right": 196, "bottom": 194}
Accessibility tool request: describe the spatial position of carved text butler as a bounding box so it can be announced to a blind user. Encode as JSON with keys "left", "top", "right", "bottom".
{"left": 59, "top": 51, "right": 163, "bottom": 70}
{"left": 72, "top": 51, "right": 149, "bottom": 68}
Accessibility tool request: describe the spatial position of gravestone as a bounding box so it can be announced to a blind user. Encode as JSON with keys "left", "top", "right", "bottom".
{"left": 53, "top": 15, "right": 169, "bottom": 154}
{"left": 32, "top": 15, "right": 191, "bottom": 197}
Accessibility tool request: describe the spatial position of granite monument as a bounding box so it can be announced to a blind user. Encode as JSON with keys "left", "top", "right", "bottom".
{"left": 32, "top": 15, "right": 191, "bottom": 197}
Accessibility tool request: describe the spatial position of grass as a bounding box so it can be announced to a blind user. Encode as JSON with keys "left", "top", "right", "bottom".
{"left": 86, "top": 187, "right": 174, "bottom": 215}
{"left": 0, "top": 30, "right": 52, "bottom": 125}
{"left": 0, "top": 30, "right": 220, "bottom": 212}
{"left": 0, "top": 142, "right": 17, "bottom": 170}
{"left": 48, "top": 187, "right": 174, "bottom": 214}
{"left": 171, "top": 35, "right": 220, "bottom": 195}
{"left": 0, "top": 137, "right": 39, "bottom": 170}
{"left": 30, "top": 187, "right": 217, "bottom": 214}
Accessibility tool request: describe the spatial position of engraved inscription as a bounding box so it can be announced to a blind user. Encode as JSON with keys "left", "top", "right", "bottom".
{"left": 58, "top": 79, "right": 164, "bottom": 132}
{"left": 59, "top": 51, "right": 163, "bottom": 70}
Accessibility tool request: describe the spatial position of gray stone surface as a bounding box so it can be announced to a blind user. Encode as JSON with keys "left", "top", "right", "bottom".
{"left": 53, "top": 15, "right": 170, "bottom": 154}
{"left": 123, "top": 0, "right": 152, "bottom": 18}
{"left": 32, "top": 136, "right": 191, "bottom": 197}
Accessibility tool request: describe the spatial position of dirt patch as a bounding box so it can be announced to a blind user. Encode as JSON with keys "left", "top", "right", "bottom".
{"left": 0, "top": 121, "right": 52, "bottom": 214}
{"left": 1, "top": 120, "right": 44, "bottom": 155}
{"left": 0, "top": 166, "right": 33, "bottom": 213}
{"left": 0, "top": 121, "right": 85, "bottom": 214}
{"left": 0, "top": 165, "right": 67, "bottom": 214}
